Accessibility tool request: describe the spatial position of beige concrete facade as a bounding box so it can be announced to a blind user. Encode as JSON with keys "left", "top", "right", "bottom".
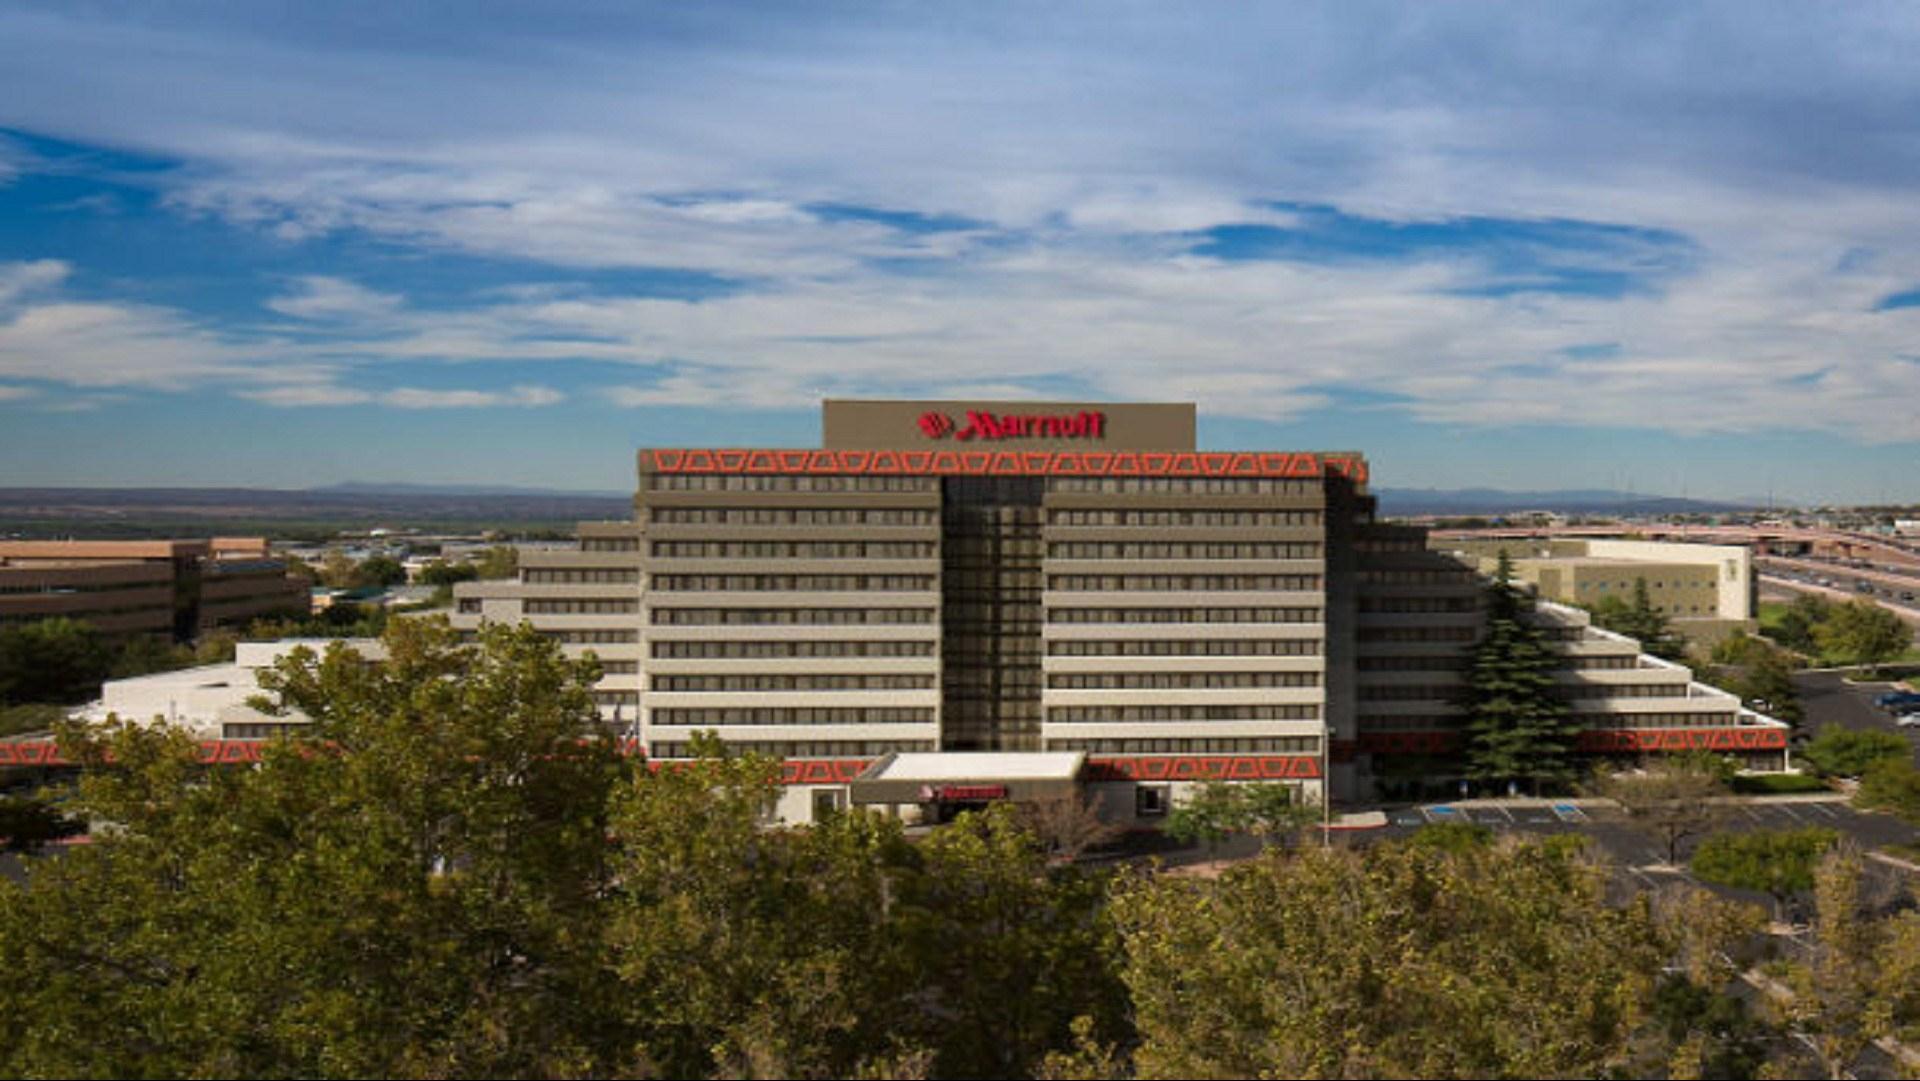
{"left": 0, "top": 538, "right": 307, "bottom": 640}
{"left": 449, "top": 400, "right": 1788, "bottom": 822}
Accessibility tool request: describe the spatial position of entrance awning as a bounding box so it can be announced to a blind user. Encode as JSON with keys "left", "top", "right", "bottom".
{"left": 848, "top": 751, "right": 1086, "bottom": 805}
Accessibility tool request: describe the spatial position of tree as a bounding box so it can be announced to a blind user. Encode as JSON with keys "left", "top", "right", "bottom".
{"left": 1163, "top": 780, "right": 1245, "bottom": 857}
{"left": 1853, "top": 758, "right": 1920, "bottom": 824}
{"left": 1462, "top": 552, "right": 1576, "bottom": 792}
{"left": 0, "top": 617, "right": 112, "bottom": 705}
{"left": 1590, "top": 578, "right": 1684, "bottom": 660}
{"left": 1111, "top": 838, "right": 1670, "bottom": 1078}
{"left": 1239, "top": 782, "right": 1320, "bottom": 847}
{"left": 1584, "top": 754, "right": 1732, "bottom": 864}
{"left": 351, "top": 555, "right": 408, "bottom": 589}
{"left": 1766, "top": 593, "right": 1833, "bottom": 655}
{"left": 1017, "top": 791, "right": 1126, "bottom": 863}
{"left": 0, "top": 617, "right": 630, "bottom": 1078}
{"left": 1784, "top": 846, "right": 1875, "bottom": 1080}
{"left": 1690, "top": 827, "right": 1839, "bottom": 922}
{"left": 1797, "top": 724, "right": 1908, "bottom": 779}
{"left": 1814, "top": 598, "right": 1910, "bottom": 672}
{"left": 417, "top": 559, "right": 479, "bottom": 588}
{"left": 473, "top": 545, "right": 519, "bottom": 580}
{"left": 317, "top": 549, "right": 358, "bottom": 589}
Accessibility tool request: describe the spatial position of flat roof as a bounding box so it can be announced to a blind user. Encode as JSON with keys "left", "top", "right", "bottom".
{"left": 860, "top": 751, "right": 1085, "bottom": 783}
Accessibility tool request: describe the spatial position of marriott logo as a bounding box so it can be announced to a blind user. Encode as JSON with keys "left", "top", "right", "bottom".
{"left": 918, "top": 409, "right": 1107, "bottom": 441}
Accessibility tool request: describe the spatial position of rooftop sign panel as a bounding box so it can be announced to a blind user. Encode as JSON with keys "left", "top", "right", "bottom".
{"left": 821, "top": 399, "right": 1195, "bottom": 451}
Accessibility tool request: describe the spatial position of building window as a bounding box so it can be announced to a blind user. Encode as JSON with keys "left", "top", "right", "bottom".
{"left": 1135, "top": 786, "right": 1170, "bottom": 818}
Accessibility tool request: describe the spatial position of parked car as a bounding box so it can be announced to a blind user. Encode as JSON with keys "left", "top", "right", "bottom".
{"left": 1875, "top": 690, "right": 1920, "bottom": 711}
{"left": 1896, "top": 713, "right": 1920, "bottom": 729}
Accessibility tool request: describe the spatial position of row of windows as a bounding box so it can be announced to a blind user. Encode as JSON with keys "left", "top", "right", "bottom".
{"left": 0, "top": 578, "right": 169, "bottom": 595}
{"left": 651, "top": 639, "right": 936, "bottom": 659}
{"left": 1356, "top": 626, "right": 1476, "bottom": 642}
{"left": 525, "top": 599, "right": 639, "bottom": 614}
{"left": 596, "top": 660, "right": 639, "bottom": 674}
{"left": 1355, "top": 569, "right": 1478, "bottom": 585}
{"left": 652, "top": 673, "right": 936, "bottom": 692}
{"left": 649, "top": 508, "right": 938, "bottom": 526}
{"left": 1047, "top": 670, "right": 1321, "bottom": 690}
{"left": 221, "top": 721, "right": 308, "bottom": 740}
{"left": 652, "top": 607, "right": 937, "bottom": 625}
{"left": 1050, "top": 606, "right": 1322, "bottom": 624}
{"left": 1049, "top": 477, "right": 1322, "bottom": 495}
{"left": 651, "top": 540, "right": 937, "bottom": 559}
{"left": 1046, "top": 542, "right": 1322, "bottom": 560}
{"left": 650, "top": 707, "right": 936, "bottom": 725}
{"left": 1357, "top": 685, "right": 1462, "bottom": 701}
{"left": 1357, "top": 597, "right": 1478, "bottom": 613}
{"left": 1355, "top": 655, "right": 1467, "bottom": 671}
{"left": 591, "top": 690, "right": 640, "bottom": 706}
{"left": 1047, "top": 638, "right": 1321, "bottom": 657}
{"left": 649, "top": 739, "right": 934, "bottom": 758}
{"left": 1050, "top": 737, "right": 1321, "bottom": 754}
{"left": 1558, "top": 683, "right": 1693, "bottom": 700}
{"left": 1563, "top": 655, "right": 1639, "bottom": 670}
{"left": 1048, "top": 574, "right": 1321, "bottom": 592}
{"left": 1568, "top": 711, "right": 1741, "bottom": 729}
{"left": 580, "top": 537, "right": 641, "bottom": 552}
{"left": 1048, "top": 509, "right": 1323, "bottom": 527}
{"left": 650, "top": 574, "right": 936, "bottom": 592}
{"left": 542, "top": 629, "right": 640, "bottom": 643}
{"left": 1047, "top": 704, "right": 1320, "bottom": 722}
{"left": 645, "top": 474, "right": 937, "bottom": 492}
{"left": 522, "top": 569, "right": 640, "bottom": 584}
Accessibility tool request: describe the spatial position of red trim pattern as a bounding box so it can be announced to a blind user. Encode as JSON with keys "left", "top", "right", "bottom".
{"left": 1083, "top": 755, "right": 1321, "bottom": 782}
{"left": 645, "top": 448, "right": 1369, "bottom": 486}
{"left": 1575, "top": 728, "right": 1789, "bottom": 752}
{"left": 1339, "top": 727, "right": 1790, "bottom": 756}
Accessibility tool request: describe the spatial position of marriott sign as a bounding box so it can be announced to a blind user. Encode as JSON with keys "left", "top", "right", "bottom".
{"left": 918, "top": 409, "right": 1107, "bottom": 442}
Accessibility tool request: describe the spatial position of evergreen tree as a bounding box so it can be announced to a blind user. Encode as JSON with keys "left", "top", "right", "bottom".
{"left": 1462, "top": 551, "right": 1575, "bottom": 792}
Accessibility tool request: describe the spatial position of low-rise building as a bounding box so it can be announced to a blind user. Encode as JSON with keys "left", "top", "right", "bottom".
{"left": 0, "top": 538, "right": 309, "bottom": 640}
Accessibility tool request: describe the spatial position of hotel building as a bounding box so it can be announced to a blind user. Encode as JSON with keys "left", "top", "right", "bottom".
{"left": 449, "top": 400, "right": 1790, "bottom": 824}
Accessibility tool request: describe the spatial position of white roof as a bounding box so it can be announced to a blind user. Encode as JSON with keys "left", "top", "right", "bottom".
{"left": 864, "top": 751, "right": 1085, "bottom": 783}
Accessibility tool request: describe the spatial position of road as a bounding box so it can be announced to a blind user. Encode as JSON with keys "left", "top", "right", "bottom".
{"left": 1794, "top": 669, "right": 1920, "bottom": 765}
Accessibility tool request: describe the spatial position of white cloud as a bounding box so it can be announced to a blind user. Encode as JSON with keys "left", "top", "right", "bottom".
{"left": 5, "top": 7, "right": 1920, "bottom": 448}
{"left": 0, "top": 383, "right": 35, "bottom": 401}
{"left": 381, "top": 384, "right": 563, "bottom": 409}
{"left": 267, "top": 276, "right": 403, "bottom": 322}
{"left": 238, "top": 383, "right": 372, "bottom": 407}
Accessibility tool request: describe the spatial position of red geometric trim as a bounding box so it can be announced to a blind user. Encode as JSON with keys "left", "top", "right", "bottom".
{"left": 1574, "top": 728, "right": 1789, "bottom": 752}
{"left": 1082, "top": 755, "right": 1321, "bottom": 782}
{"left": 643, "top": 448, "right": 1368, "bottom": 479}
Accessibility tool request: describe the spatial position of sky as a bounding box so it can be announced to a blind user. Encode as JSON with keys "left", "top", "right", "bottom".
{"left": 3, "top": 3, "right": 1920, "bottom": 504}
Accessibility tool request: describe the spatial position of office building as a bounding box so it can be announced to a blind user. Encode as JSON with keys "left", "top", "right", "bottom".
{"left": 0, "top": 538, "right": 308, "bottom": 640}
{"left": 446, "top": 400, "right": 1789, "bottom": 823}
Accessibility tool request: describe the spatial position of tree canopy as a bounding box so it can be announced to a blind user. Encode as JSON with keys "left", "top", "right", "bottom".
{"left": 1462, "top": 552, "right": 1576, "bottom": 791}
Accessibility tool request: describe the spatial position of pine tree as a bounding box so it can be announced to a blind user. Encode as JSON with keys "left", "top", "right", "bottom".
{"left": 1463, "top": 551, "right": 1575, "bottom": 792}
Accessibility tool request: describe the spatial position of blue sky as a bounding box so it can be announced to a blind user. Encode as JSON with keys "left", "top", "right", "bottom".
{"left": 3, "top": 3, "right": 1920, "bottom": 503}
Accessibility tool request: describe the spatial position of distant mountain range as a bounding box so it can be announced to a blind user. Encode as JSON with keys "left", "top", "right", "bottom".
{"left": 0, "top": 482, "right": 1757, "bottom": 537}
{"left": 1375, "top": 487, "right": 1754, "bottom": 516}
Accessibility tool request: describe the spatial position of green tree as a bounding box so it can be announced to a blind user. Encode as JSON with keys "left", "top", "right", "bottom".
{"left": 473, "top": 545, "right": 519, "bottom": 580}
{"left": 317, "top": 549, "right": 358, "bottom": 589}
{"left": 1163, "top": 780, "right": 1246, "bottom": 857}
{"left": 0, "top": 617, "right": 112, "bottom": 705}
{"left": 1462, "top": 551, "right": 1575, "bottom": 793}
{"left": 417, "top": 558, "right": 479, "bottom": 588}
{"left": 1797, "top": 724, "right": 1908, "bottom": 779}
{"left": 1766, "top": 593, "right": 1834, "bottom": 655}
{"left": 1584, "top": 754, "right": 1732, "bottom": 864}
{"left": 1590, "top": 578, "right": 1684, "bottom": 660}
{"left": 1111, "top": 838, "right": 1669, "bottom": 1078}
{"left": 0, "top": 617, "right": 629, "bottom": 1078}
{"left": 1690, "top": 827, "right": 1839, "bottom": 921}
{"left": 351, "top": 555, "right": 408, "bottom": 589}
{"left": 1813, "top": 598, "right": 1911, "bottom": 672}
{"left": 1853, "top": 758, "right": 1920, "bottom": 825}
